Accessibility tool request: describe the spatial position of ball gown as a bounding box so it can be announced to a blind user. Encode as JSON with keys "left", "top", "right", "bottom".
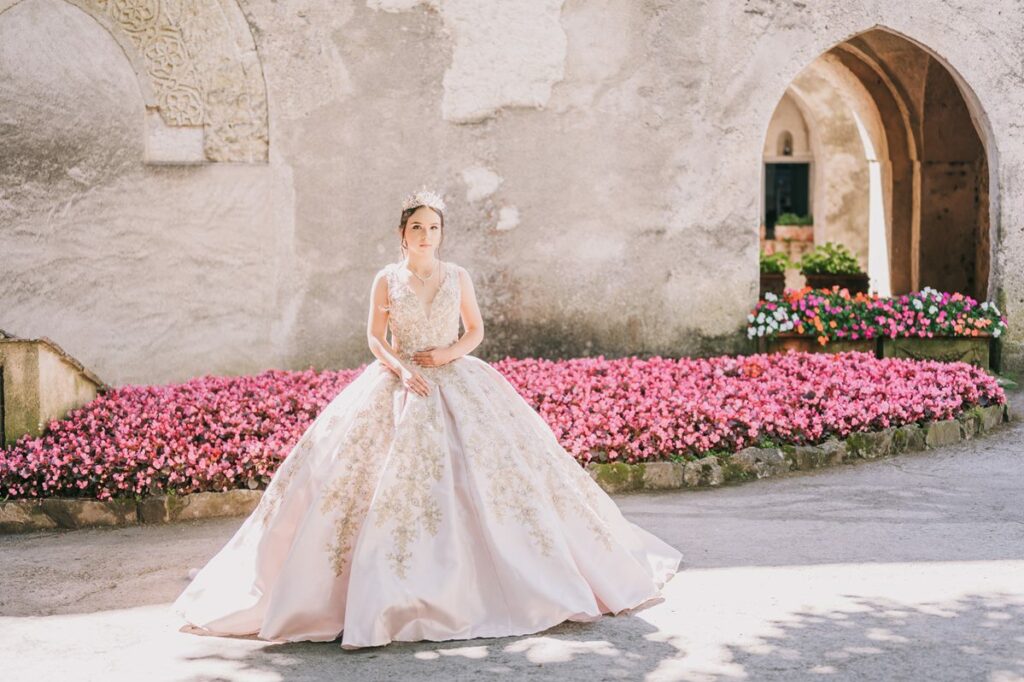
{"left": 172, "top": 260, "right": 682, "bottom": 649}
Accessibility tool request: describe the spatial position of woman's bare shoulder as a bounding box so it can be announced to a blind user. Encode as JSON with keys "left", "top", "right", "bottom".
{"left": 371, "top": 263, "right": 397, "bottom": 293}
{"left": 447, "top": 261, "right": 471, "bottom": 277}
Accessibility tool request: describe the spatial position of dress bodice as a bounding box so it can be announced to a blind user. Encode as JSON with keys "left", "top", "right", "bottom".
{"left": 380, "top": 261, "right": 461, "bottom": 363}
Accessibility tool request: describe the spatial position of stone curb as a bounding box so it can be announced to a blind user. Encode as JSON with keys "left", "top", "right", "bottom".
{"left": 0, "top": 489, "right": 263, "bottom": 534}
{"left": 0, "top": 404, "right": 1011, "bottom": 534}
{"left": 585, "top": 403, "right": 1011, "bottom": 494}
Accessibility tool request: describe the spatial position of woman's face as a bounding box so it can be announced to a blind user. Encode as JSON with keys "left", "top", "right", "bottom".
{"left": 405, "top": 206, "right": 443, "bottom": 254}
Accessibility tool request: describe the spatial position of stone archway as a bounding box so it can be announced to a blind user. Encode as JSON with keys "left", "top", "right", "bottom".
{"left": 761, "top": 26, "right": 995, "bottom": 301}
{"left": 0, "top": 0, "right": 268, "bottom": 163}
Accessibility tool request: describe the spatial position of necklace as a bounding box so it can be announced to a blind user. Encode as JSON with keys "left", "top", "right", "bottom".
{"left": 403, "top": 258, "right": 437, "bottom": 284}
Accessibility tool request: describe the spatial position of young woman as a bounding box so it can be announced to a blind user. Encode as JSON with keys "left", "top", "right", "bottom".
{"left": 172, "top": 188, "right": 682, "bottom": 649}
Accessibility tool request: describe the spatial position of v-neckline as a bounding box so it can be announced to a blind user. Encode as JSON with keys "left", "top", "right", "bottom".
{"left": 396, "top": 260, "right": 448, "bottom": 320}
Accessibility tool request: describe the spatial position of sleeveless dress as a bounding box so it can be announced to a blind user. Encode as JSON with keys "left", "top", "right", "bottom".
{"left": 172, "top": 260, "right": 682, "bottom": 649}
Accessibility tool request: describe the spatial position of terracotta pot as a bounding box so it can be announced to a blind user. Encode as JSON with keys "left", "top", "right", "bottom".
{"left": 774, "top": 225, "right": 814, "bottom": 242}
{"left": 803, "top": 272, "right": 870, "bottom": 294}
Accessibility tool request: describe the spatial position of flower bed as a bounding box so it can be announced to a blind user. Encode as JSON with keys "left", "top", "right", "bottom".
{"left": 0, "top": 353, "right": 1004, "bottom": 501}
{"left": 747, "top": 286, "right": 1007, "bottom": 346}
{"left": 0, "top": 368, "right": 360, "bottom": 501}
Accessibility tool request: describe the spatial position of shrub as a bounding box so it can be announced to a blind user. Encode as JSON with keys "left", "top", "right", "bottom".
{"left": 799, "top": 242, "right": 864, "bottom": 275}
{"left": 776, "top": 212, "right": 813, "bottom": 226}
{"left": 760, "top": 250, "right": 791, "bottom": 274}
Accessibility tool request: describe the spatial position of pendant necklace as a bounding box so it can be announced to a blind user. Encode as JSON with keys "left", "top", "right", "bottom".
{"left": 406, "top": 259, "right": 437, "bottom": 284}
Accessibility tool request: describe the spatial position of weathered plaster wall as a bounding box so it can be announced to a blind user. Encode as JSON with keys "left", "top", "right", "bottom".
{"left": 3, "top": 0, "right": 1024, "bottom": 385}
{"left": 918, "top": 61, "right": 990, "bottom": 300}
{"left": 0, "top": 0, "right": 278, "bottom": 386}
{"left": 763, "top": 94, "right": 811, "bottom": 159}
{"left": 789, "top": 63, "right": 871, "bottom": 269}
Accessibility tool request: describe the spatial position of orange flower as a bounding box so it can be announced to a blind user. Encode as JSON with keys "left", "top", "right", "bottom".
{"left": 742, "top": 362, "right": 765, "bottom": 377}
{"left": 829, "top": 320, "right": 837, "bottom": 329}
{"left": 786, "top": 286, "right": 813, "bottom": 304}
{"left": 817, "top": 336, "right": 829, "bottom": 346}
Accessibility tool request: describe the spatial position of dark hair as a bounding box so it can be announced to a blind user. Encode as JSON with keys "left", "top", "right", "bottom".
{"left": 398, "top": 205, "right": 445, "bottom": 259}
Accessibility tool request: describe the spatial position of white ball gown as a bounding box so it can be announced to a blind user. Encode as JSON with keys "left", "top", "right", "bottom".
{"left": 172, "top": 260, "right": 682, "bottom": 649}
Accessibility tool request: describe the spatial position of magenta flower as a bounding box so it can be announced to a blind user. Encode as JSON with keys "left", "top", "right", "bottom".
{"left": 0, "top": 353, "right": 1004, "bottom": 500}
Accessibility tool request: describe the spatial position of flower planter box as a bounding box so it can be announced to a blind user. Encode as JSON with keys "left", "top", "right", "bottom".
{"left": 759, "top": 272, "right": 786, "bottom": 299}
{"left": 758, "top": 334, "right": 878, "bottom": 355}
{"left": 758, "top": 334, "right": 999, "bottom": 369}
{"left": 880, "top": 335, "right": 994, "bottom": 370}
{"left": 803, "top": 272, "right": 869, "bottom": 294}
{"left": 747, "top": 287, "right": 1007, "bottom": 371}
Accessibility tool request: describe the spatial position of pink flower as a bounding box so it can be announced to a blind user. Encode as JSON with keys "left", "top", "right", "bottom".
{"left": 0, "top": 353, "right": 1004, "bottom": 499}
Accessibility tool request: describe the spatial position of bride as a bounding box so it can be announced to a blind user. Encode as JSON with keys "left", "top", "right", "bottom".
{"left": 172, "top": 188, "right": 682, "bottom": 649}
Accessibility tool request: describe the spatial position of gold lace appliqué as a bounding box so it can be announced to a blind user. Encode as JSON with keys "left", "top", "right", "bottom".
{"left": 385, "top": 261, "right": 461, "bottom": 366}
{"left": 444, "top": 368, "right": 559, "bottom": 557}
{"left": 318, "top": 379, "right": 397, "bottom": 576}
{"left": 372, "top": 396, "right": 446, "bottom": 579}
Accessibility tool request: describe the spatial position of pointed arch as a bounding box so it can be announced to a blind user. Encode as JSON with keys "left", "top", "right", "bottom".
{"left": 759, "top": 25, "right": 996, "bottom": 300}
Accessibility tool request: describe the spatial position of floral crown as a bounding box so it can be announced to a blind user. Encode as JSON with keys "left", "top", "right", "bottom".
{"left": 401, "top": 187, "right": 446, "bottom": 214}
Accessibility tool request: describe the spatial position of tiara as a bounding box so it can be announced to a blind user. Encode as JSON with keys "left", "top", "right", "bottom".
{"left": 401, "top": 187, "right": 446, "bottom": 213}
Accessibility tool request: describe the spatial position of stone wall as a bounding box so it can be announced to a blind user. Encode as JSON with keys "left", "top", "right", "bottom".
{"left": 2, "top": 0, "right": 1023, "bottom": 385}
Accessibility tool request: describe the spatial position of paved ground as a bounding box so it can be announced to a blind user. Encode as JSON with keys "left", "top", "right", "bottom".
{"left": 2, "top": 393, "right": 1023, "bottom": 681}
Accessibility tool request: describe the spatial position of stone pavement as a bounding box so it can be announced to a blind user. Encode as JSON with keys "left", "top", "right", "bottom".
{"left": 2, "top": 393, "right": 1022, "bottom": 681}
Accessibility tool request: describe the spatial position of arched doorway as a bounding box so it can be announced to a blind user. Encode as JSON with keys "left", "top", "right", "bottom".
{"left": 760, "top": 27, "right": 994, "bottom": 301}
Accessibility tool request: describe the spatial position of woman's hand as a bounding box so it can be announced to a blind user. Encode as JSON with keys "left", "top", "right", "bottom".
{"left": 411, "top": 346, "right": 453, "bottom": 368}
{"left": 400, "top": 363, "right": 432, "bottom": 397}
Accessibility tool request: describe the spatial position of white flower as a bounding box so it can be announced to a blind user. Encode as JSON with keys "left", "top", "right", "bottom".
{"left": 757, "top": 325, "right": 766, "bottom": 337}
{"left": 928, "top": 305, "right": 938, "bottom": 315}
{"left": 981, "top": 302, "right": 989, "bottom": 310}
{"left": 756, "top": 313, "right": 766, "bottom": 324}
{"left": 764, "top": 292, "right": 778, "bottom": 302}
{"left": 748, "top": 313, "right": 756, "bottom": 323}
{"left": 912, "top": 298, "right": 924, "bottom": 310}
{"left": 747, "top": 327, "right": 757, "bottom": 338}
{"left": 993, "top": 328, "right": 1002, "bottom": 338}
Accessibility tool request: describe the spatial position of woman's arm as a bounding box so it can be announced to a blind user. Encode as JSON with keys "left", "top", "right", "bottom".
{"left": 440, "top": 266, "right": 484, "bottom": 362}
{"left": 366, "top": 270, "right": 406, "bottom": 376}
